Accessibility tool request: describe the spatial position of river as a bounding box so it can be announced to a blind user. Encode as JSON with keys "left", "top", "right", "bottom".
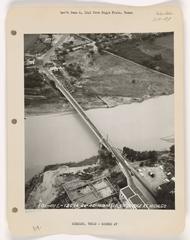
{"left": 25, "top": 94, "right": 174, "bottom": 181}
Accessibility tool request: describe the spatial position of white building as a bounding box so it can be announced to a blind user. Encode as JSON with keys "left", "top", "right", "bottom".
{"left": 25, "top": 58, "right": 35, "bottom": 66}
{"left": 119, "top": 186, "right": 148, "bottom": 209}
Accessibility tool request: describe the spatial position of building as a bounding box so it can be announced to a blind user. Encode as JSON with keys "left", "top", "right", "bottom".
{"left": 49, "top": 66, "right": 59, "bottom": 72}
{"left": 119, "top": 186, "right": 148, "bottom": 209}
{"left": 25, "top": 58, "right": 35, "bottom": 66}
{"left": 63, "top": 177, "right": 116, "bottom": 206}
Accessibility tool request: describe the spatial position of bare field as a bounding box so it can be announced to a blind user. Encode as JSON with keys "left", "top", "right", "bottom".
{"left": 68, "top": 51, "right": 174, "bottom": 98}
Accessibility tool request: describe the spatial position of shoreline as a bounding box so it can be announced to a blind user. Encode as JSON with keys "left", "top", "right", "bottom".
{"left": 25, "top": 93, "right": 173, "bottom": 119}
{"left": 25, "top": 93, "right": 174, "bottom": 182}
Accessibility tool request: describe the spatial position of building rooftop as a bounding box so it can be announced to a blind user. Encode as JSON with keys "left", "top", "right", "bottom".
{"left": 63, "top": 177, "right": 116, "bottom": 205}
{"left": 121, "top": 186, "right": 135, "bottom": 199}
{"left": 130, "top": 195, "right": 147, "bottom": 209}
{"left": 120, "top": 186, "right": 149, "bottom": 209}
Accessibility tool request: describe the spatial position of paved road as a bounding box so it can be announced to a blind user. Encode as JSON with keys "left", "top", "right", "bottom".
{"left": 41, "top": 35, "right": 70, "bottom": 64}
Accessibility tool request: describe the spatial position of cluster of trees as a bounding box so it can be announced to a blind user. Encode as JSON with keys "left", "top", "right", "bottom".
{"left": 142, "top": 54, "right": 162, "bottom": 70}
{"left": 131, "top": 33, "right": 166, "bottom": 42}
{"left": 80, "top": 173, "right": 93, "bottom": 180}
{"left": 65, "top": 63, "right": 83, "bottom": 78}
{"left": 24, "top": 70, "right": 44, "bottom": 89}
{"left": 98, "top": 146, "right": 117, "bottom": 170}
{"left": 62, "top": 40, "right": 74, "bottom": 48}
{"left": 122, "top": 147, "right": 158, "bottom": 163}
{"left": 155, "top": 181, "right": 175, "bottom": 209}
{"left": 55, "top": 48, "right": 69, "bottom": 64}
{"left": 142, "top": 58, "right": 162, "bottom": 70}
{"left": 25, "top": 174, "right": 43, "bottom": 203}
{"left": 170, "top": 145, "right": 175, "bottom": 155}
{"left": 153, "top": 53, "right": 162, "bottom": 61}
{"left": 109, "top": 171, "right": 127, "bottom": 189}
{"left": 56, "top": 53, "right": 66, "bottom": 63}
{"left": 28, "top": 37, "right": 52, "bottom": 55}
{"left": 85, "top": 33, "right": 118, "bottom": 42}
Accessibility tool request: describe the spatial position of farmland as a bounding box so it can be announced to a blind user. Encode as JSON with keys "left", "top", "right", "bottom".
{"left": 107, "top": 33, "right": 174, "bottom": 76}
{"left": 24, "top": 33, "right": 174, "bottom": 116}
{"left": 72, "top": 50, "right": 173, "bottom": 98}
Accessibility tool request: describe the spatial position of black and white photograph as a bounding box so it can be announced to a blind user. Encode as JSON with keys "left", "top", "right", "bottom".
{"left": 24, "top": 32, "right": 175, "bottom": 210}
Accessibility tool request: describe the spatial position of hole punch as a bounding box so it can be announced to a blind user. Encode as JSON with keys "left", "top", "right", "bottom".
{"left": 11, "top": 119, "right": 17, "bottom": 124}
{"left": 11, "top": 30, "right": 17, "bottom": 36}
{"left": 12, "top": 207, "right": 18, "bottom": 213}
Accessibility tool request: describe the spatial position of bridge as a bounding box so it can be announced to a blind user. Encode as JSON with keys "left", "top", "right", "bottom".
{"left": 37, "top": 34, "right": 157, "bottom": 208}
{"left": 42, "top": 68, "right": 157, "bottom": 209}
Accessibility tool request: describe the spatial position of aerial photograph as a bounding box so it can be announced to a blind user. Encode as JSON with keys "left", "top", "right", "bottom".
{"left": 25, "top": 32, "right": 175, "bottom": 209}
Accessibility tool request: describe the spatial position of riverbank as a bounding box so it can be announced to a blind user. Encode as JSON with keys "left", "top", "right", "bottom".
{"left": 25, "top": 37, "right": 173, "bottom": 116}
{"left": 25, "top": 144, "right": 175, "bottom": 209}
{"left": 25, "top": 93, "right": 170, "bottom": 117}
{"left": 25, "top": 151, "right": 127, "bottom": 209}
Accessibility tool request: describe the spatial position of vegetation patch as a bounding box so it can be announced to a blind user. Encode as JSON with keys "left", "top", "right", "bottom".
{"left": 107, "top": 33, "right": 174, "bottom": 76}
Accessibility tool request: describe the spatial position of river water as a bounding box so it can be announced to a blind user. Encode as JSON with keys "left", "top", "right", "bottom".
{"left": 25, "top": 94, "right": 174, "bottom": 181}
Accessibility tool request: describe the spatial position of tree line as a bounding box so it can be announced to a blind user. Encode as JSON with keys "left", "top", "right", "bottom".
{"left": 122, "top": 147, "right": 158, "bottom": 163}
